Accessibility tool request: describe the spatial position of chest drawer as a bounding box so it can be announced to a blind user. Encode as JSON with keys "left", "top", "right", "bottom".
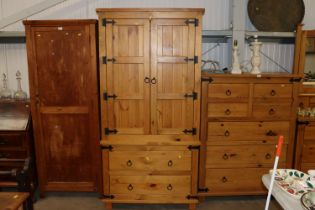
{"left": 253, "top": 84, "right": 293, "bottom": 99}
{"left": 207, "top": 121, "right": 290, "bottom": 143}
{"left": 110, "top": 175, "right": 190, "bottom": 195}
{"left": 0, "top": 133, "right": 24, "bottom": 148}
{"left": 0, "top": 150, "right": 27, "bottom": 159}
{"left": 208, "top": 103, "right": 248, "bottom": 118}
{"left": 252, "top": 104, "right": 291, "bottom": 120}
{"left": 205, "top": 168, "right": 268, "bottom": 194}
{"left": 208, "top": 84, "right": 249, "bottom": 99}
{"left": 109, "top": 151, "right": 191, "bottom": 171}
{"left": 206, "top": 145, "right": 287, "bottom": 168}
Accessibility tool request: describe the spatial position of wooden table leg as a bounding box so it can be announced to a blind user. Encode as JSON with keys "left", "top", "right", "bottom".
{"left": 189, "top": 204, "right": 196, "bottom": 210}
{"left": 104, "top": 202, "right": 112, "bottom": 210}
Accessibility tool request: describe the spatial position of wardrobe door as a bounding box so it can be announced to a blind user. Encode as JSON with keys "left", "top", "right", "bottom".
{"left": 103, "top": 19, "right": 150, "bottom": 135}
{"left": 151, "top": 19, "right": 196, "bottom": 135}
{"left": 26, "top": 23, "right": 99, "bottom": 193}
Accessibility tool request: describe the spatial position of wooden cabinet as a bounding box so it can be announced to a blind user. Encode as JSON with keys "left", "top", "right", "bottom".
{"left": 199, "top": 74, "right": 300, "bottom": 196}
{"left": 97, "top": 8, "right": 204, "bottom": 209}
{"left": 23, "top": 20, "right": 101, "bottom": 195}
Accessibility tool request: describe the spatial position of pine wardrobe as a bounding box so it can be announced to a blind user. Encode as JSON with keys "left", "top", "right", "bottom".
{"left": 96, "top": 8, "right": 204, "bottom": 209}
{"left": 24, "top": 20, "right": 101, "bottom": 195}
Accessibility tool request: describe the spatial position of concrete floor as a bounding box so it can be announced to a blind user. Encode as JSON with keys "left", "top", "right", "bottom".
{"left": 34, "top": 193, "right": 283, "bottom": 210}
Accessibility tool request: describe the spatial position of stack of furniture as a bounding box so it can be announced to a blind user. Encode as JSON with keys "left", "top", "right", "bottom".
{"left": 24, "top": 20, "right": 101, "bottom": 196}
{"left": 96, "top": 8, "right": 204, "bottom": 210}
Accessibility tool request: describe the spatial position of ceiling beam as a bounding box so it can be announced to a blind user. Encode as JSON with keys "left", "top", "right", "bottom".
{"left": 0, "top": 0, "right": 67, "bottom": 30}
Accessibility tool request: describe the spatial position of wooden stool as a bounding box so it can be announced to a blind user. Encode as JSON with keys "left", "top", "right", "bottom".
{"left": 0, "top": 192, "right": 30, "bottom": 210}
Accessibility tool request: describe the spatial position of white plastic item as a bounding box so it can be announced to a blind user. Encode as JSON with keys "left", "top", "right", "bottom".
{"left": 231, "top": 40, "right": 242, "bottom": 74}
{"left": 250, "top": 35, "right": 262, "bottom": 74}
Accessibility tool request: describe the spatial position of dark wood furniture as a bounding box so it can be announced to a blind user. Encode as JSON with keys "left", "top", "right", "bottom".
{"left": 23, "top": 20, "right": 101, "bottom": 195}
{"left": 199, "top": 73, "right": 300, "bottom": 196}
{"left": 97, "top": 8, "right": 204, "bottom": 210}
{"left": 293, "top": 25, "right": 315, "bottom": 172}
{"left": 0, "top": 192, "right": 30, "bottom": 210}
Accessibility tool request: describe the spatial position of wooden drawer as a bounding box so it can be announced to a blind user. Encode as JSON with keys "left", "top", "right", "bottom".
{"left": 207, "top": 121, "right": 290, "bottom": 144}
{"left": 110, "top": 175, "right": 191, "bottom": 195}
{"left": 304, "top": 125, "right": 315, "bottom": 140}
{"left": 205, "top": 168, "right": 268, "bottom": 194}
{"left": 253, "top": 84, "right": 293, "bottom": 99}
{"left": 109, "top": 151, "right": 191, "bottom": 171}
{"left": 0, "top": 150, "right": 27, "bottom": 159}
{"left": 301, "top": 144, "right": 315, "bottom": 163}
{"left": 208, "top": 84, "right": 249, "bottom": 99}
{"left": 208, "top": 103, "right": 248, "bottom": 118}
{"left": 0, "top": 133, "right": 24, "bottom": 148}
{"left": 252, "top": 104, "right": 291, "bottom": 120}
{"left": 206, "top": 145, "right": 287, "bottom": 168}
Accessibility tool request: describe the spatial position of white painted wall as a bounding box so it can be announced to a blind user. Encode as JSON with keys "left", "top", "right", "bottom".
{"left": 0, "top": 0, "right": 315, "bottom": 97}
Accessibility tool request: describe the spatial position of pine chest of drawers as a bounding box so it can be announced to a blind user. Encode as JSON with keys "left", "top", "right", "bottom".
{"left": 199, "top": 73, "right": 300, "bottom": 195}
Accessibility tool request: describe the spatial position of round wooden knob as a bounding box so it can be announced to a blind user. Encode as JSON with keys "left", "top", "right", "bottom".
{"left": 222, "top": 176, "right": 228, "bottom": 183}
{"left": 226, "top": 89, "right": 232, "bottom": 96}
{"left": 126, "top": 160, "right": 133, "bottom": 167}
{"left": 168, "top": 160, "right": 173, "bottom": 167}
{"left": 270, "top": 90, "right": 276, "bottom": 96}
{"left": 167, "top": 184, "right": 173, "bottom": 191}
{"left": 225, "top": 109, "right": 231, "bottom": 115}
{"left": 265, "top": 153, "right": 272, "bottom": 160}
{"left": 128, "top": 184, "right": 133, "bottom": 191}
{"left": 223, "top": 154, "right": 229, "bottom": 160}
{"left": 224, "top": 130, "right": 230, "bottom": 137}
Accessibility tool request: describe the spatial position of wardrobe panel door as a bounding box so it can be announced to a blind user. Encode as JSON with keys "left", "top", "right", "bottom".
{"left": 105, "top": 19, "right": 150, "bottom": 135}
{"left": 151, "top": 19, "right": 196, "bottom": 135}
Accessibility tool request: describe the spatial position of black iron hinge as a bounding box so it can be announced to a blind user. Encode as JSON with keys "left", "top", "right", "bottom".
{"left": 198, "top": 188, "right": 209, "bottom": 193}
{"left": 105, "top": 128, "right": 118, "bottom": 135}
{"left": 185, "top": 18, "right": 199, "bottom": 26}
{"left": 184, "top": 92, "right": 197, "bottom": 100}
{"left": 201, "top": 77, "right": 213, "bottom": 83}
{"left": 186, "top": 195, "right": 198, "bottom": 200}
{"left": 183, "top": 128, "right": 197, "bottom": 135}
{"left": 100, "top": 145, "right": 113, "bottom": 151}
{"left": 188, "top": 145, "right": 200, "bottom": 150}
{"left": 297, "top": 121, "right": 310, "bottom": 125}
{"left": 290, "top": 78, "right": 302, "bottom": 83}
{"left": 103, "top": 92, "right": 117, "bottom": 101}
{"left": 103, "top": 195, "right": 115, "bottom": 199}
{"left": 102, "top": 56, "right": 116, "bottom": 64}
{"left": 184, "top": 56, "right": 198, "bottom": 64}
{"left": 102, "top": 19, "right": 115, "bottom": 27}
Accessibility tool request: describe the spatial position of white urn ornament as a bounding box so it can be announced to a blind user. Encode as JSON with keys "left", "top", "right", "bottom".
{"left": 250, "top": 35, "right": 262, "bottom": 74}
{"left": 231, "top": 40, "right": 242, "bottom": 74}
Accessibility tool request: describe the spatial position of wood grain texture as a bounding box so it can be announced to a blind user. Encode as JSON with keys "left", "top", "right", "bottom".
{"left": 0, "top": 192, "right": 29, "bottom": 210}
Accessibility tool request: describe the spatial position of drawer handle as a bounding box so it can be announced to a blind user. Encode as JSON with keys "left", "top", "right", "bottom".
{"left": 0, "top": 153, "right": 9, "bottom": 158}
{"left": 223, "top": 153, "right": 229, "bottom": 160}
{"left": 270, "top": 90, "right": 276, "bottom": 96}
{"left": 222, "top": 176, "right": 228, "bottom": 183}
{"left": 224, "top": 130, "right": 230, "bottom": 137}
{"left": 167, "top": 184, "right": 173, "bottom": 191}
{"left": 225, "top": 109, "right": 231, "bottom": 115}
{"left": 168, "top": 160, "right": 173, "bottom": 167}
{"left": 144, "top": 77, "right": 151, "bottom": 83}
{"left": 0, "top": 139, "right": 8, "bottom": 145}
{"left": 151, "top": 77, "right": 157, "bottom": 84}
{"left": 266, "top": 130, "right": 277, "bottom": 136}
{"left": 226, "top": 89, "right": 232, "bottom": 96}
{"left": 126, "top": 160, "right": 133, "bottom": 167}
{"left": 265, "top": 153, "right": 272, "bottom": 160}
{"left": 127, "top": 184, "right": 133, "bottom": 191}
{"left": 268, "top": 108, "right": 275, "bottom": 115}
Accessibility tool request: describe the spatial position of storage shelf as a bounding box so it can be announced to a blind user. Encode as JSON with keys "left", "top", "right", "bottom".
{"left": 0, "top": 31, "right": 25, "bottom": 43}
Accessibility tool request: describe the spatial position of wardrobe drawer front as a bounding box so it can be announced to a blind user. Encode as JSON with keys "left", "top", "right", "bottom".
{"left": 252, "top": 104, "right": 291, "bottom": 120}
{"left": 109, "top": 151, "right": 191, "bottom": 171}
{"left": 205, "top": 168, "right": 268, "bottom": 194}
{"left": 0, "top": 134, "right": 23, "bottom": 148}
{"left": 207, "top": 121, "right": 290, "bottom": 143}
{"left": 208, "top": 103, "right": 248, "bottom": 118}
{"left": 0, "top": 150, "right": 27, "bottom": 159}
{"left": 208, "top": 84, "right": 249, "bottom": 99}
{"left": 253, "top": 84, "right": 293, "bottom": 99}
{"left": 206, "top": 145, "right": 287, "bottom": 168}
{"left": 110, "top": 175, "right": 191, "bottom": 195}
